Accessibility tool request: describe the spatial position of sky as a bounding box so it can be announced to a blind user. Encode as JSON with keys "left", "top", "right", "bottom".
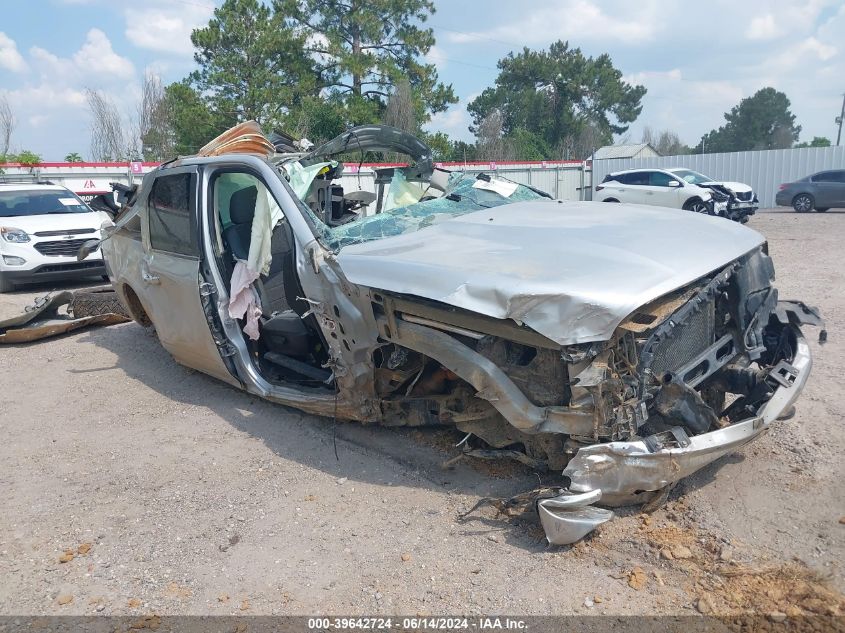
{"left": 1, "top": 0, "right": 843, "bottom": 161}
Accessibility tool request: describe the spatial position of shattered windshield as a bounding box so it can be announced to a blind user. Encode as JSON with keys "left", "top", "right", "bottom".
{"left": 671, "top": 169, "right": 712, "bottom": 185}
{"left": 311, "top": 172, "right": 548, "bottom": 252}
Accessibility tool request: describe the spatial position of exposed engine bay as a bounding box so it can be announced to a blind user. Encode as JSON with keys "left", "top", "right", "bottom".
{"left": 367, "top": 247, "right": 819, "bottom": 464}
{"left": 355, "top": 248, "right": 823, "bottom": 542}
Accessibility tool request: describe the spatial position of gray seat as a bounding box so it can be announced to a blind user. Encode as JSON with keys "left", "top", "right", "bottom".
{"left": 222, "top": 185, "right": 258, "bottom": 261}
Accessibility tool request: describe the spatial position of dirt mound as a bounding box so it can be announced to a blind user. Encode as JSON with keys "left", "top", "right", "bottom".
{"left": 641, "top": 519, "right": 845, "bottom": 631}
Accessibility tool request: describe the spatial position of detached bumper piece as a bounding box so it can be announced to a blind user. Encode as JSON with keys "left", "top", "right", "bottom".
{"left": 0, "top": 286, "right": 130, "bottom": 344}
{"left": 538, "top": 324, "right": 812, "bottom": 545}
{"left": 537, "top": 489, "right": 613, "bottom": 545}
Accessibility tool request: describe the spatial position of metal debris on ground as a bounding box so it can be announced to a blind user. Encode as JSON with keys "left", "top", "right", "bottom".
{"left": 0, "top": 285, "right": 130, "bottom": 344}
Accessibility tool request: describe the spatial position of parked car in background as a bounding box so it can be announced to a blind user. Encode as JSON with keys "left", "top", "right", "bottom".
{"left": 666, "top": 168, "right": 758, "bottom": 223}
{"left": 776, "top": 170, "right": 845, "bottom": 213}
{"left": 0, "top": 182, "right": 111, "bottom": 292}
{"left": 597, "top": 167, "right": 758, "bottom": 223}
{"left": 596, "top": 168, "right": 728, "bottom": 217}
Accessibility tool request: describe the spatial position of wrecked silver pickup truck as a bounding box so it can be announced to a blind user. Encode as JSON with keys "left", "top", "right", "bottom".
{"left": 89, "top": 123, "right": 822, "bottom": 544}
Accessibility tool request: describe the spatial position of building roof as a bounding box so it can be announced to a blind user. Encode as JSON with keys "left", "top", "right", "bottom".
{"left": 592, "top": 143, "right": 658, "bottom": 160}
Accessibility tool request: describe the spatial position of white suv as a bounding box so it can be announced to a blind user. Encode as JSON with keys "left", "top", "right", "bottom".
{"left": 596, "top": 168, "right": 726, "bottom": 216}
{"left": 0, "top": 182, "right": 112, "bottom": 292}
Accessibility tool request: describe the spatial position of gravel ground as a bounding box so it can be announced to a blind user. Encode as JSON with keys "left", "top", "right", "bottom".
{"left": 0, "top": 208, "right": 842, "bottom": 618}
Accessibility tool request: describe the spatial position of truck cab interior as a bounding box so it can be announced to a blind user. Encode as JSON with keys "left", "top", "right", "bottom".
{"left": 211, "top": 170, "right": 332, "bottom": 389}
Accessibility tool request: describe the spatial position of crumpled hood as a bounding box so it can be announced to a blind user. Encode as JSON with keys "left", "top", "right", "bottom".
{"left": 702, "top": 180, "right": 753, "bottom": 194}
{"left": 337, "top": 200, "right": 764, "bottom": 345}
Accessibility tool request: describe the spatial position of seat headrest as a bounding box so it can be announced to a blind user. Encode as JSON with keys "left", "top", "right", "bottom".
{"left": 229, "top": 186, "right": 258, "bottom": 225}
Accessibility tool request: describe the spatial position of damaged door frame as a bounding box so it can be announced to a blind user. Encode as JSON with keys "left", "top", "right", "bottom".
{"left": 193, "top": 156, "right": 381, "bottom": 421}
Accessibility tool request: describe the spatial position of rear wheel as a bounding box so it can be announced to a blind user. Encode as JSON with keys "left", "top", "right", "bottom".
{"left": 792, "top": 194, "right": 814, "bottom": 213}
{"left": 0, "top": 273, "right": 14, "bottom": 293}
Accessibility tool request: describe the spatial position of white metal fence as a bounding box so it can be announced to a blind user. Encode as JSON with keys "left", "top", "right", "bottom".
{"left": 338, "top": 161, "right": 586, "bottom": 203}
{"left": 589, "top": 146, "right": 845, "bottom": 208}
{"left": 4, "top": 146, "right": 842, "bottom": 210}
{"left": 0, "top": 160, "right": 587, "bottom": 205}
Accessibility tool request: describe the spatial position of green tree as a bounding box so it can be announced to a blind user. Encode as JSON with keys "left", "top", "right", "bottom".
{"left": 190, "top": 0, "right": 313, "bottom": 126}
{"left": 794, "top": 136, "right": 831, "bottom": 148}
{"left": 450, "top": 140, "right": 478, "bottom": 163}
{"left": 506, "top": 127, "right": 552, "bottom": 160}
{"left": 468, "top": 41, "right": 646, "bottom": 159}
{"left": 420, "top": 131, "right": 453, "bottom": 161}
{"left": 164, "top": 81, "right": 235, "bottom": 155}
{"left": 281, "top": 0, "right": 457, "bottom": 124}
{"left": 696, "top": 88, "right": 800, "bottom": 153}
{"left": 7, "top": 150, "right": 41, "bottom": 165}
{"left": 64, "top": 152, "right": 83, "bottom": 163}
{"left": 288, "top": 96, "right": 348, "bottom": 144}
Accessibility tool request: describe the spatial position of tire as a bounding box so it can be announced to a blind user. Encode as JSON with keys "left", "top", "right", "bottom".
{"left": 792, "top": 193, "right": 814, "bottom": 213}
{"left": 69, "top": 288, "right": 130, "bottom": 318}
{"left": 0, "top": 273, "right": 14, "bottom": 293}
{"left": 683, "top": 199, "right": 711, "bottom": 214}
{"left": 816, "top": 207, "right": 829, "bottom": 213}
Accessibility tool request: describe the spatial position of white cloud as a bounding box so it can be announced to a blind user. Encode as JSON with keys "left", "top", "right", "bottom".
{"left": 124, "top": 2, "right": 214, "bottom": 55}
{"left": 756, "top": 36, "right": 838, "bottom": 76}
{"left": 742, "top": 0, "right": 840, "bottom": 41}
{"left": 428, "top": 105, "right": 470, "bottom": 136}
{"left": 624, "top": 68, "right": 682, "bottom": 85}
{"left": 29, "top": 46, "right": 76, "bottom": 80}
{"left": 24, "top": 30, "right": 135, "bottom": 88}
{"left": 446, "top": 0, "right": 663, "bottom": 46}
{"left": 2, "top": 28, "right": 137, "bottom": 156}
{"left": 746, "top": 14, "right": 781, "bottom": 40}
{"left": 8, "top": 84, "right": 87, "bottom": 111}
{"left": 425, "top": 45, "right": 448, "bottom": 68}
{"left": 802, "top": 36, "right": 837, "bottom": 61}
{"left": 73, "top": 28, "right": 135, "bottom": 78}
{"left": 425, "top": 93, "right": 480, "bottom": 141}
{"left": 617, "top": 68, "right": 744, "bottom": 146}
{"left": 0, "top": 32, "right": 27, "bottom": 73}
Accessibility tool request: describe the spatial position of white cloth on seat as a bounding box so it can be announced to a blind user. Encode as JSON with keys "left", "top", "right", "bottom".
{"left": 225, "top": 181, "right": 284, "bottom": 341}
{"left": 228, "top": 260, "right": 262, "bottom": 340}
{"left": 247, "top": 183, "right": 283, "bottom": 277}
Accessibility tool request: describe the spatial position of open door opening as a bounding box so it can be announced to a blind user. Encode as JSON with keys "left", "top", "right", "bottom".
{"left": 210, "top": 170, "right": 334, "bottom": 390}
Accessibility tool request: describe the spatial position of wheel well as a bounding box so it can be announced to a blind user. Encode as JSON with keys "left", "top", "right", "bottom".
{"left": 683, "top": 196, "right": 704, "bottom": 208}
{"left": 792, "top": 192, "right": 813, "bottom": 203}
{"left": 120, "top": 284, "right": 152, "bottom": 326}
{"left": 602, "top": 197, "right": 620, "bottom": 202}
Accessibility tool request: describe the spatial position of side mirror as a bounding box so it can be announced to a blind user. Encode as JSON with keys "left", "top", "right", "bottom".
{"left": 668, "top": 180, "right": 681, "bottom": 187}
{"left": 77, "top": 239, "right": 101, "bottom": 261}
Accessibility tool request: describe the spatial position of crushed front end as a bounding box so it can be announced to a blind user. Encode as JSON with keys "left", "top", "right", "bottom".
{"left": 371, "top": 246, "right": 822, "bottom": 543}
{"left": 537, "top": 246, "right": 822, "bottom": 543}
{"left": 701, "top": 184, "right": 759, "bottom": 223}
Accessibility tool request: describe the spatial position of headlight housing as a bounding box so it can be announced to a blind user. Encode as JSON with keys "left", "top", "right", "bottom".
{"left": 0, "top": 227, "right": 30, "bottom": 243}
